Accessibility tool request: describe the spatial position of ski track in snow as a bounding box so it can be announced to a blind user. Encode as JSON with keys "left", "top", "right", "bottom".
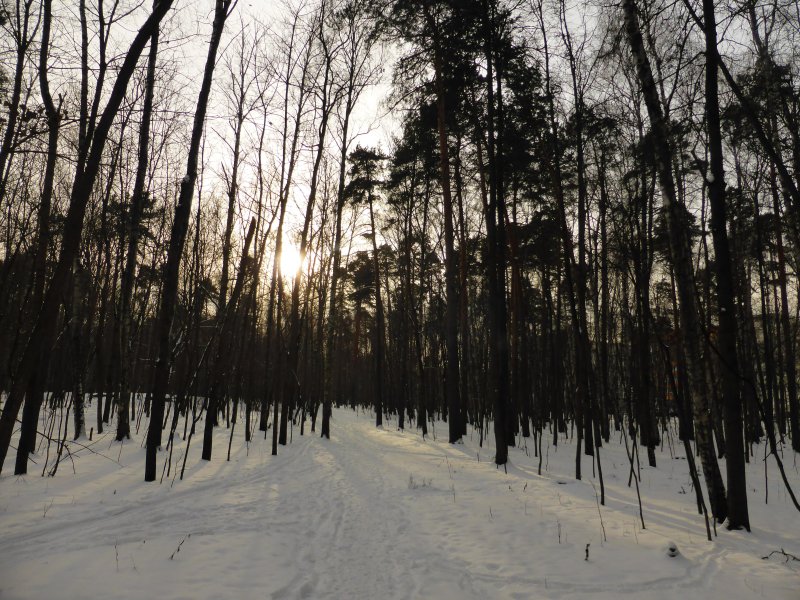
{"left": 1, "top": 407, "right": 799, "bottom": 599}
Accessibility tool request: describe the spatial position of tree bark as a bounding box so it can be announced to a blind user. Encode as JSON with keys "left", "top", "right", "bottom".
{"left": 0, "top": 0, "right": 175, "bottom": 474}
{"left": 14, "top": 0, "right": 60, "bottom": 474}
{"left": 424, "top": 4, "right": 462, "bottom": 443}
{"left": 621, "top": 0, "right": 727, "bottom": 521}
{"left": 145, "top": 0, "right": 229, "bottom": 482}
{"left": 702, "top": 0, "right": 749, "bottom": 529}
{"left": 116, "top": 7, "right": 160, "bottom": 441}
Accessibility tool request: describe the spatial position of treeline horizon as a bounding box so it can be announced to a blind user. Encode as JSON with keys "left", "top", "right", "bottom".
{"left": 0, "top": 0, "right": 799, "bottom": 534}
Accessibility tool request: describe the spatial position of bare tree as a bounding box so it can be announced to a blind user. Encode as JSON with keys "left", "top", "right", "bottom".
{"left": 145, "top": 0, "right": 234, "bottom": 482}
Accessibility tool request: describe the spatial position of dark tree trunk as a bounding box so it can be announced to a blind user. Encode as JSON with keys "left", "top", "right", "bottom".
{"left": 0, "top": 0, "right": 175, "bottom": 474}
{"left": 422, "top": 3, "right": 462, "bottom": 443}
{"left": 481, "top": 0, "right": 510, "bottom": 465}
{"left": 116, "top": 10, "right": 159, "bottom": 441}
{"left": 621, "top": 0, "right": 727, "bottom": 521}
{"left": 202, "top": 219, "right": 256, "bottom": 461}
{"left": 14, "top": 0, "right": 60, "bottom": 474}
{"left": 702, "top": 0, "right": 749, "bottom": 530}
{"left": 368, "top": 193, "right": 387, "bottom": 428}
{"left": 145, "top": 0, "right": 229, "bottom": 482}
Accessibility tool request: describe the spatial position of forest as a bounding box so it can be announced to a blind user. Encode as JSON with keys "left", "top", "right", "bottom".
{"left": 0, "top": 0, "right": 799, "bottom": 597}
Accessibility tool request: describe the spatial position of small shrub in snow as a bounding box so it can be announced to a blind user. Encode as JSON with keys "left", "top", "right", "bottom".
{"left": 408, "top": 475, "right": 432, "bottom": 489}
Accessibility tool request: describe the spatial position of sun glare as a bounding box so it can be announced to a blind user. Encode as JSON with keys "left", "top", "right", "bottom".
{"left": 279, "top": 243, "right": 304, "bottom": 278}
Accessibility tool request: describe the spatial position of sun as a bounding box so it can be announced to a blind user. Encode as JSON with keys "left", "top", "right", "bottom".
{"left": 279, "top": 242, "right": 304, "bottom": 278}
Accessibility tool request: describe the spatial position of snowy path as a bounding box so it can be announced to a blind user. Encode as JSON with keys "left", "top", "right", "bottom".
{"left": 1, "top": 407, "right": 798, "bottom": 599}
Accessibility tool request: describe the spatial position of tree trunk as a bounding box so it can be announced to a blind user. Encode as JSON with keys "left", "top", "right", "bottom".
{"left": 621, "top": 0, "right": 727, "bottom": 521}
{"left": 423, "top": 3, "right": 462, "bottom": 443}
{"left": 14, "top": 0, "right": 61, "bottom": 474}
{"left": 481, "top": 0, "right": 509, "bottom": 465}
{"left": 702, "top": 0, "right": 749, "bottom": 529}
{"left": 202, "top": 219, "right": 256, "bottom": 461}
{"left": 145, "top": 0, "right": 229, "bottom": 482}
{"left": 0, "top": 0, "right": 175, "bottom": 474}
{"left": 116, "top": 10, "right": 159, "bottom": 441}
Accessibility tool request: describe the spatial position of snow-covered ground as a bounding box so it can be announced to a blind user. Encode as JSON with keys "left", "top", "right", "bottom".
{"left": 1, "top": 406, "right": 798, "bottom": 599}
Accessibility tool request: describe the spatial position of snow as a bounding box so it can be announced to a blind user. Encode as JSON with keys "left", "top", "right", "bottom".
{"left": 1, "top": 406, "right": 798, "bottom": 599}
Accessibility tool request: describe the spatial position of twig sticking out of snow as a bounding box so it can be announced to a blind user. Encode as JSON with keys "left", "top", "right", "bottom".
{"left": 591, "top": 481, "right": 607, "bottom": 543}
{"left": 170, "top": 533, "right": 192, "bottom": 560}
{"left": 762, "top": 549, "right": 799, "bottom": 563}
